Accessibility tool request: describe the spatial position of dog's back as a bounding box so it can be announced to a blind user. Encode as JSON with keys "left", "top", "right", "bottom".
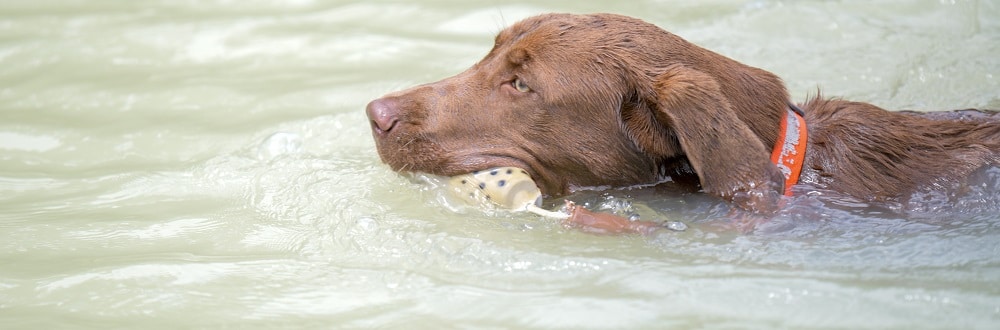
{"left": 800, "top": 98, "right": 1000, "bottom": 202}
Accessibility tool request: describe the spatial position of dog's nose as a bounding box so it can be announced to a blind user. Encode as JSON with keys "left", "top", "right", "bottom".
{"left": 365, "top": 97, "right": 400, "bottom": 134}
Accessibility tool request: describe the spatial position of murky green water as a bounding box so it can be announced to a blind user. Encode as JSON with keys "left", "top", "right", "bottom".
{"left": 2, "top": 0, "right": 999, "bottom": 328}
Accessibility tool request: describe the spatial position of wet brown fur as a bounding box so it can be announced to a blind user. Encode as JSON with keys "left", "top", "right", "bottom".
{"left": 366, "top": 13, "right": 1000, "bottom": 212}
{"left": 801, "top": 99, "right": 1000, "bottom": 202}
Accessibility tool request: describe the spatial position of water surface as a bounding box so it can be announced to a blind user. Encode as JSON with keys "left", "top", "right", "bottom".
{"left": 1, "top": 0, "right": 999, "bottom": 328}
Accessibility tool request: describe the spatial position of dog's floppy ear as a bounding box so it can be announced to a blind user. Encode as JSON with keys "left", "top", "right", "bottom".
{"left": 633, "top": 64, "right": 784, "bottom": 212}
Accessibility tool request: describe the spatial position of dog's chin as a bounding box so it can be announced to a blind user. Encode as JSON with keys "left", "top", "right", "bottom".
{"left": 446, "top": 156, "right": 537, "bottom": 180}
{"left": 374, "top": 138, "right": 561, "bottom": 194}
{"left": 387, "top": 155, "right": 562, "bottom": 195}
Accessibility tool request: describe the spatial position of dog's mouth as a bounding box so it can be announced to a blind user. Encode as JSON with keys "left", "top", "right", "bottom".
{"left": 372, "top": 134, "right": 563, "bottom": 196}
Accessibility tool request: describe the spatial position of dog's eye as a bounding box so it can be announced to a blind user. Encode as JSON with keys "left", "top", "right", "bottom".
{"left": 512, "top": 78, "right": 531, "bottom": 93}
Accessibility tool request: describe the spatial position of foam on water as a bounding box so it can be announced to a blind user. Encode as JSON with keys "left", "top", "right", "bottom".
{"left": 1, "top": 0, "right": 998, "bottom": 328}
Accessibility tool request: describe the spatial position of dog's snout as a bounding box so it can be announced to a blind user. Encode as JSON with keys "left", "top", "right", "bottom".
{"left": 366, "top": 98, "right": 400, "bottom": 134}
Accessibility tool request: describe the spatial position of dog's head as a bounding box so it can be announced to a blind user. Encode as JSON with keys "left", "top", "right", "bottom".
{"left": 367, "top": 13, "right": 788, "bottom": 210}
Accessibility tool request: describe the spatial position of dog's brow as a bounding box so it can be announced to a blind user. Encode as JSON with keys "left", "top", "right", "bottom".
{"left": 506, "top": 47, "right": 529, "bottom": 66}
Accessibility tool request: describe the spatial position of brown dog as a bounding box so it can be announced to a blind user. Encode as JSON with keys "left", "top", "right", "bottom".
{"left": 366, "top": 13, "right": 1000, "bottom": 213}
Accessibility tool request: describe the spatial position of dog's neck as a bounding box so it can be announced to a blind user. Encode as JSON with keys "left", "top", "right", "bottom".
{"left": 770, "top": 103, "right": 808, "bottom": 196}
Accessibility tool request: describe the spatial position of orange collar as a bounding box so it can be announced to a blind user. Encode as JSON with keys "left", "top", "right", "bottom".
{"left": 770, "top": 105, "right": 808, "bottom": 196}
